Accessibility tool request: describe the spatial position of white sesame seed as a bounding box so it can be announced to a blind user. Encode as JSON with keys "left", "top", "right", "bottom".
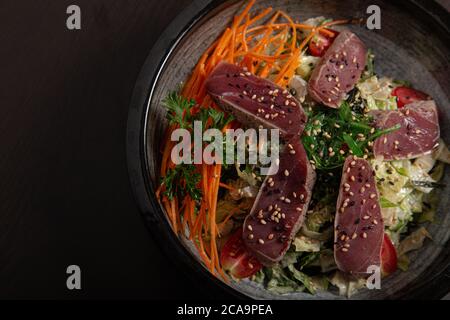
{"left": 284, "top": 170, "right": 289, "bottom": 176}
{"left": 247, "top": 225, "right": 253, "bottom": 231}
{"left": 258, "top": 239, "right": 265, "bottom": 244}
{"left": 362, "top": 232, "right": 367, "bottom": 239}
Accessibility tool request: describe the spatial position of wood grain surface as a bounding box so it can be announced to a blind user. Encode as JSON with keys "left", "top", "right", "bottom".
{"left": 0, "top": 0, "right": 229, "bottom": 299}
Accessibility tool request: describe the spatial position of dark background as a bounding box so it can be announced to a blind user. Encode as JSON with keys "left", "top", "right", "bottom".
{"left": 0, "top": 0, "right": 231, "bottom": 299}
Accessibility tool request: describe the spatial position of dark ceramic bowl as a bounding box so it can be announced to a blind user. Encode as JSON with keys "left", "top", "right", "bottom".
{"left": 127, "top": 0, "right": 450, "bottom": 299}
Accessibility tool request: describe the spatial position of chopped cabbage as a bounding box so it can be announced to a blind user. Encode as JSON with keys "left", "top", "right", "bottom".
{"left": 289, "top": 75, "right": 308, "bottom": 102}
{"left": 296, "top": 54, "right": 320, "bottom": 80}
{"left": 357, "top": 76, "right": 397, "bottom": 110}
{"left": 398, "top": 227, "right": 431, "bottom": 256}
{"left": 293, "top": 235, "right": 321, "bottom": 252}
{"left": 329, "top": 271, "right": 366, "bottom": 297}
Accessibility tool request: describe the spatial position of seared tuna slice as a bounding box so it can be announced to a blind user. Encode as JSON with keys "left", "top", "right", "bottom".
{"left": 334, "top": 156, "right": 384, "bottom": 275}
{"left": 308, "top": 30, "right": 367, "bottom": 108}
{"left": 371, "top": 100, "right": 440, "bottom": 161}
{"left": 242, "top": 139, "right": 316, "bottom": 265}
{"left": 206, "top": 62, "right": 307, "bottom": 138}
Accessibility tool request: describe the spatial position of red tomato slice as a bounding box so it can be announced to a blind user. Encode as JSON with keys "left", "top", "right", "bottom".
{"left": 381, "top": 233, "right": 397, "bottom": 275}
{"left": 220, "top": 228, "right": 262, "bottom": 279}
{"left": 391, "top": 86, "right": 430, "bottom": 108}
{"left": 308, "top": 29, "right": 339, "bottom": 57}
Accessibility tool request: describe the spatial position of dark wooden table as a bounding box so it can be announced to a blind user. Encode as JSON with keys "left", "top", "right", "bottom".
{"left": 0, "top": 0, "right": 229, "bottom": 299}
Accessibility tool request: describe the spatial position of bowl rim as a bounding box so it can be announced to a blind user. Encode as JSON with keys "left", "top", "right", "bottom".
{"left": 126, "top": 0, "right": 450, "bottom": 299}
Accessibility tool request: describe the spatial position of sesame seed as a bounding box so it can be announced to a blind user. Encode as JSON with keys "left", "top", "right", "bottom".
{"left": 258, "top": 239, "right": 265, "bottom": 244}
{"left": 268, "top": 233, "right": 274, "bottom": 240}
{"left": 383, "top": 137, "right": 388, "bottom": 144}
{"left": 340, "top": 149, "right": 345, "bottom": 155}
{"left": 344, "top": 183, "right": 350, "bottom": 188}
{"left": 363, "top": 215, "right": 370, "bottom": 220}
{"left": 248, "top": 234, "right": 254, "bottom": 240}
{"left": 339, "top": 64, "right": 344, "bottom": 69}
{"left": 245, "top": 72, "right": 251, "bottom": 76}
{"left": 285, "top": 100, "right": 290, "bottom": 106}
{"left": 341, "top": 247, "right": 348, "bottom": 252}
{"left": 349, "top": 191, "right": 354, "bottom": 196}
{"left": 360, "top": 187, "right": 366, "bottom": 193}
{"left": 344, "top": 243, "right": 350, "bottom": 248}
{"left": 247, "top": 225, "right": 253, "bottom": 231}
{"left": 284, "top": 198, "right": 291, "bottom": 203}
{"left": 352, "top": 57, "right": 357, "bottom": 63}
{"left": 284, "top": 170, "right": 289, "bottom": 176}
{"left": 296, "top": 207, "right": 302, "bottom": 212}
{"left": 340, "top": 234, "right": 346, "bottom": 241}
{"left": 350, "top": 161, "right": 356, "bottom": 166}
{"left": 372, "top": 204, "right": 377, "bottom": 209}
{"left": 373, "top": 219, "right": 378, "bottom": 225}
{"left": 350, "top": 175, "right": 355, "bottom": 181}
{"left": 362, "top": 232, "right": 367, "bottom": 239}
{"left": 365, "top": 183, "right": 371, "bottom": 188}
{"left": 327, "top": 98, "right": 332, "bottom": 102}
{"left": 265, "top": 114, "right": 270, "bottom": 119}
{"left": 251, "top": 94, "right": 256, "bottom": 99}
{"left": 394, "top": 140, "right": 399, "bottom": 145}
{"left": 289, "top": 149, "right": 296, "bottom": 154}
{"left": 292, "top": 192, "right": 297, "bottom": 198}
{"left": 370, "top": 193, "right": 376, "bottom": 199}
{"left": 280, "top": 196, "right": 285, "bottom": 201}
{"left": 352, "top": 233, "right": 357, "bottom": 239}
{"left": 248, "top": 262, "right": 254, "bottom": 269}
